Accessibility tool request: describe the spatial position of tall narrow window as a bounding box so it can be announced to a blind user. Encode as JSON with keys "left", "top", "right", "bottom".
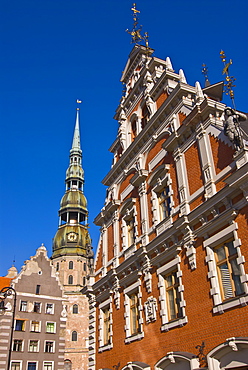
{"left": 158, "top": 187, "right": 171, "bottom": 221}
{"left": 164, "top": 270, "right": 182, "bottom": 321}
{"left": 68, "top": 275, "right": 73, "bottom": 285}
{"left": 215, "top": 239, "right": 244, "bottom": 300}
{"left": 69, "top": 261, "right": 73, "bottom": 269}
{"left": 129, "top": 293, "right": 140, "bottom": 335}
{"left": 103, "top": 306, "right": 111, "bottom": 345}
{"left": 72, "top": 331, "right": 77, "bottom": 341}
{"left": 72, "top": 304, "right": 78, "bottom": 314}
{"left": 36, "top": 285, "right": 40, "bottom": 295}
{"left": 56, "top": 262, "right": 59, "bottom": 271}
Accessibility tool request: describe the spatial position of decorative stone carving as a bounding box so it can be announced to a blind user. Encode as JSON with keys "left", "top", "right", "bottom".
{"left": 113, "top": 275, "right": 120, "bottom": 310}
{"left": 167, "top": 352, "right": 175, "bottom": 363}
{"left": 144, "top": 296, "right": 157, "bottom": 323}
{"left": 61, "top": 304, "right": 67, "bottom": 318}
{"left": 226, "top": 337, "right": 238, "bottom": 351}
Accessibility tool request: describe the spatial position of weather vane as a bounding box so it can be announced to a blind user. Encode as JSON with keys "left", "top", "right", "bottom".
{"left": 202, "top": 63, "right": 210, "bottom": 87}
{"left": 126, "top": 3, "right": 149, "bottom": 48}
{"left": 220, "top": 50, "right": 236, "bottom": 109}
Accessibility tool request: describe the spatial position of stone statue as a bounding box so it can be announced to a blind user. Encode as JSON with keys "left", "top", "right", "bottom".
{"left": 224, "top": 107, "right": 247, "bottom": 152}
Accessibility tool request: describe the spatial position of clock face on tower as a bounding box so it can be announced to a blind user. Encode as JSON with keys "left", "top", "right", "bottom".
{"left": 67, "top": 232, "right": 77, "bottom": 242}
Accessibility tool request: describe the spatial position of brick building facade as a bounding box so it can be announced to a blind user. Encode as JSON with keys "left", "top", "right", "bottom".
{"left": 85, "top": 43, "right": 248, "bottom": 370}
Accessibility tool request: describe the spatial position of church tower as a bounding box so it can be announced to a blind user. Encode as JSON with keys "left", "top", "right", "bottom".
{"left": 51, "top": 107, "right": 92, "bottom": 370}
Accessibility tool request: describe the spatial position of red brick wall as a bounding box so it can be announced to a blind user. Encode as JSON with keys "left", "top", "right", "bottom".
{"left": 209, "top": 134, "right": 234, "bottom": 174}
{"left": 108, "top": 224, "right": 114, "bottom": 262}
{"left": 185, "top": 142, "right": 204, "bottom": 195}
{"left": 156, "top": 90, "right": 168, "bottom": 110}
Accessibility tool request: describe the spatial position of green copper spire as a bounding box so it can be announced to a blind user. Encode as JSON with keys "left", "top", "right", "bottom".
{"left": 51, "top": 108, "right": 91, "bottom": 259}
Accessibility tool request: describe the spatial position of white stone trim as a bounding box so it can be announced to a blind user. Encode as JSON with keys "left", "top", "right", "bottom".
{"left": 157, "top": 257, "right": 187, "bottom": 331}
{"left": 120, "top": 184, "right": 134, "bottom": 202}
{"left": 148, "top": 148, "right": 167, "bottom": 172}
{"left": 10, "top": 360, "right": 23, "bottom": 370}
{"left": 124, "top": 279, "right": 144, "bottom": 343}
{"left": 98, "top": 297, "right": 113, "bottom": 352}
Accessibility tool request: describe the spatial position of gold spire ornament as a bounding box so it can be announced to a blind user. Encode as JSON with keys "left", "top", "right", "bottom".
{"left": 126, "top": 3, "right": 149, "bottom": 47}
{"left": 220, "top": 50, "right": 236, "bottom": 109}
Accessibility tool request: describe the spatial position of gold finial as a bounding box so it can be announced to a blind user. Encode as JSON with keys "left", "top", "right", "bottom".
{"left": 126, "top": 3, "right": 149, "bottom": 48}
{"left": 76, "top": 99, "right": 82, "bottom": 110}
{"left": 220, "top": 50, "right": 236, "bottom": 109}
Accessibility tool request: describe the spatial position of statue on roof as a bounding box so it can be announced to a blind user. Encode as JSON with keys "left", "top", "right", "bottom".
{"left": 224, "top": 107, "right": 247, "bottom": 153}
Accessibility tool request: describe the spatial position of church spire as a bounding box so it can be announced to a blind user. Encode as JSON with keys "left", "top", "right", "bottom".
{"left": 71, "top": 108, "right": 81, "bottom": 152}
{"left": 51, "top": 107, "right": 91, "bottom": 263}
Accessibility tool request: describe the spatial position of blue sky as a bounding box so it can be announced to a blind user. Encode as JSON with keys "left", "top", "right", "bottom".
{"left": 0, "top": 0, "right": 247, "bottom": 276}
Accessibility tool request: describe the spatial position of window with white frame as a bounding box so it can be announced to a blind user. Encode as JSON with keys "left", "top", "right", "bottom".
{"left": 29, "top": 340, "right": 39, "bottom": 352}
{"left": 46, "top": 322, "right": 56, "bottom": 333}
{"left": 30, "top": 320, "right": 40, "bottom": 332}
{"left": 33, "top": 302, "right": 41, "bottom": 313}
{"left": 204, "top": 223, "right": 248, "bottom": 314}
{"left": 11, "top": 362, "right": 21, "bottom": 370}
{"left": 15, "top": 320, "right": 25, "bottom": 331}
{"left": 164, "top": 270, "right": 183, "bottom": 321}
{"left": 43, "top": 362, "right": 53, "bottom": 370}
{"left": 27, "top": 363, "right": 37, "bottom": 370}
{"left": 19, "top": 301, "right": 27, "bottom": 312}
{"left": 13, "top": 340, "right": 23, "bottom": 352}
{"left": 120, "top": 198, "right": 137, "bottom": 250}
{"left": 98, "top": 298, "right": 113, "bottom": 351}
{"left": 149, "top": 165, "right": 174, "bottom": 226}
{"left": 157, "top": 256, "right": 187, "bottom": 331}
{"left": 44, "top": 341, "right": 54, "bottom": 353}
{"left": 45, "top": 303, "right": 54, "bottom": 314}
{"left": 124, "top": 280, "right": 144, "bottom": 343}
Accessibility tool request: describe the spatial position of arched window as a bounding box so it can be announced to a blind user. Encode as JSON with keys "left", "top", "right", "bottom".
{"left": 56, "top": 262, "right": 59, "bottom": 271}
{"left": 72, "top": 331, "right": 77, "bottom": 341}
{"left": 83, "top": 262, "right": 86, "bottom": 272}
{"left": 64, "top": 359, "right": 72, "bottom": 370}
{"left": 83, "top": 276, "right": 86, "bottom": 285}
{"left": 72, "top": 304, "right": 78, "bottom": 314}
{"left": 69, "top": 261, "right": 73, "bottom": 270}
{"left": 68, "top": 275, "right": 73, "bottom": 285}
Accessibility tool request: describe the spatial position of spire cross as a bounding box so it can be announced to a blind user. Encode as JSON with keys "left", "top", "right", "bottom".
{"left": 220, "top": 50, "right": 236, "bottom": 109}
{"left": 126, "top": 3, "right": 149, "bottom": 48}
